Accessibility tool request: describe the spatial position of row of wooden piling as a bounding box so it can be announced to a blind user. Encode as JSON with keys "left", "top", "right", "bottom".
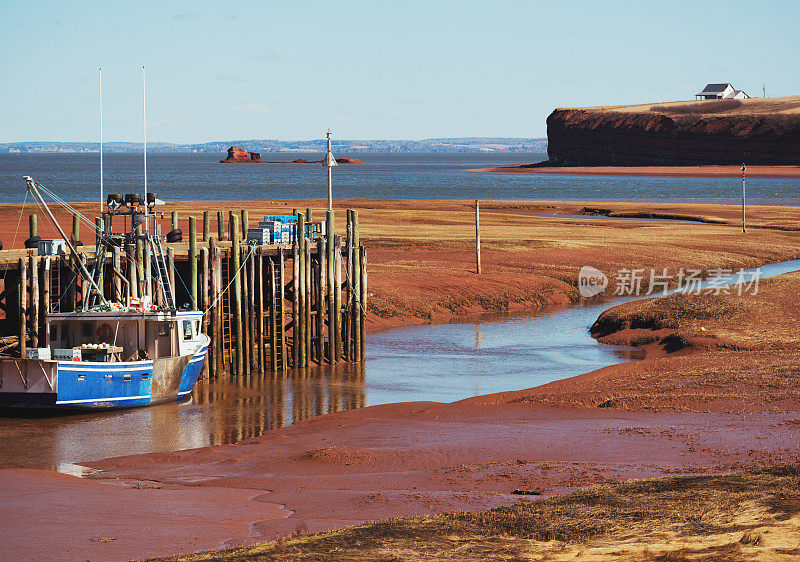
{"left": 5, "top": 208, "right": 367, "bottom": 377}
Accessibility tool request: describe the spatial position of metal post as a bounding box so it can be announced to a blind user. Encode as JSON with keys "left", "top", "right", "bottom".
{"left": 741, "top": 163, "right": 747, "bottom": 234}
{"left": 325, "top": 130, "right": 337, "bottom": 212}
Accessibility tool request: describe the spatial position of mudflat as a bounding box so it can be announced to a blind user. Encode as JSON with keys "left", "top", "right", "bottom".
{"left": 1, "top": 199, "right": 800, "bottom": 559}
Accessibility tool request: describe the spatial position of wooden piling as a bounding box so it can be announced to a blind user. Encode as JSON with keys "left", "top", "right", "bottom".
{"left": 19, "top": 258, "right": 27, "bottom": 358}
{"left": 241, "top": 246, "right": 250, "bottom": 374}
{"left": 334, "top": 235, "right": 343, "bottom": 361}
{"left": 29, "top": 214, "right": 37, "bottom": 239}
{"left": 292, "top": 242, "right": 300, "bottom": 368}
{"left": 257, "top": 248, "right": 265, "bottom": 375}
{"left": 305, "top": 241, "right": 312, "bottom": 366}
{"left": 217, "top": 211, "right": 225, "bottom": 241}
{"left": 241, "top": 209, "right": 249, "bottom": 240}
{"left": 171, "top": 211, "right": 179, "bottom": 231}
{"left": 203, "top": 211, "right": 210, "bottom": 241}
{"left": 475, "top": 200, "right": 481, "bottom": 274}
{"left": 306, "top": 208, "right": 313, "bottom": 223}
{"left": 127, "top": 239, "right": 138, "bottom": 299}
{"left": 316, "top": 237, "right": 326, "bottom": 364}
{"left": 189, "top": 216, "right": 198, "bottom": 309}
{"left": 297, "top": 213, "right": 306, "bottom": 368}
{"left": 268, "top": 256, "right": 277, "bottom": 373}
{"left": 134, "top": 224, "right": 145, "bottom": 297}
{"left": 248, "top": 245, "right": 257, "bottom": 373}
{"left": 230, "top": 214, "right": 243, "bottom": 376}
{"left": 344, "top": 211, "right": 352, "bottom": 361}
{"left": 167, "top": 247, "right": 176, "bottom": 307}
{"left": 351, "top": 211, "right": 361, "bottom": 362}
{"left": 201, "top": 246, "right": 210, "bottom": 379}
{"left": 42, "top": 258, "right": 51, "bottom": 342}
{"left": 278, "top": 248, "right": 287, "bottom": 371}
{"left": 360, "top": 245, "right": 367, "bottom": 360}
{"left": 29, "top": 255, "right": 38, "bottom": 349}
{"left": 209, "top": 237, "right": 219, "bottom": 379}
{"left": 112, "top": 246, "right": 122, "bottom": 302}
{"left": 326, "top": 211, "right": 335, "bottom": 363}
{"left": 71, "top": 214, "right": 80, "bottom": 244}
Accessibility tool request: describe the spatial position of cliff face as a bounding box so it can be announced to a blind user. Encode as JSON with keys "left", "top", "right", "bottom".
{"left": 546, "top": 96, "right": 800, "bottom": 165}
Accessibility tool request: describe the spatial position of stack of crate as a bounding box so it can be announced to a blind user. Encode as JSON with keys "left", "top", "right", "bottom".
{"left": 246, "top": 215, "right": 296, "bottom": 245}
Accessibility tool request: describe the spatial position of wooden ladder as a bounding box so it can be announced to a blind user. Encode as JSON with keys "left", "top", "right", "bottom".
{"left": 220, "top": 251, "right": 233, "bottom": 370}
{"left": 270, "top": 257, "right": 287, "bottom": 371}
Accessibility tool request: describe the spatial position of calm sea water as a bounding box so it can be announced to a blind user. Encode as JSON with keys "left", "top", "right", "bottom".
{"left": 2, "top": 152, "right": 799, "bottom": 205}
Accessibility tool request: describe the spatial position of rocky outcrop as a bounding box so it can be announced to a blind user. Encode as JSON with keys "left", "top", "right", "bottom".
{"left": 220, "top": 146, "right": 364, "bottom": 164}
{"left": 220, "top": 145, "right": 262, "bottom": 163}
{"left": 546, "top": 96, "right": 800, "bottom": 165}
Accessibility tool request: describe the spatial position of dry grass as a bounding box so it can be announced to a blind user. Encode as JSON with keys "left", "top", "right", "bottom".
{"left": 157, "top": 465, "right": 800, "bottom": 561}
{"left": 574, "top": 95, "right": 800, "bottom": 117}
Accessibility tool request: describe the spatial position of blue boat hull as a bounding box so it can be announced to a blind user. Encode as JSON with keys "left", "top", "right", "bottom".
{"left": 0, "top": 336, "right": 209, "bottom": 410}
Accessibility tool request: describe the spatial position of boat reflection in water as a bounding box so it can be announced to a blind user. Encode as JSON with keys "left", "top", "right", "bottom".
{"left": 0, "top": 363, "right": 365, "bottom": 472}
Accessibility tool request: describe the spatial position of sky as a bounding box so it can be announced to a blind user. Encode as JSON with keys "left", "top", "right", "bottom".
{"left": 2, "top": 0, "right": 799, "bottom": 143}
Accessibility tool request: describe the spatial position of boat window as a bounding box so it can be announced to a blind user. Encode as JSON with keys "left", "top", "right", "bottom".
{"left": 195, "top": 321, "right": 200, "bottom": 335}
{"left": 183, "top": 320, "right": 193, "bottom": 341}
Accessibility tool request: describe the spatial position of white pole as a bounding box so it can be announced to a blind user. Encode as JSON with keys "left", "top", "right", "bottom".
{"left": 142, "top": 65, "right": 151, "bottom": 299}
{"left": 142, "top": 66, "right": 148, "bottom": 233}
{"left": 326, "top": 129, "right": 333, "bottom": 212}
{"left": 99, "top": 67, "right": 103, "bottom": 214}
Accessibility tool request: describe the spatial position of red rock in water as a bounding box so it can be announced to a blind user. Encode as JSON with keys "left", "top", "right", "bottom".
{"left": 292, "top": 158, "right": 314, "bottom": 163}
{"left": 336, "top": 157, "right": 364, "bottom": 164}
{"left": 220, "top": 146, "right": 262, "bottom": 163}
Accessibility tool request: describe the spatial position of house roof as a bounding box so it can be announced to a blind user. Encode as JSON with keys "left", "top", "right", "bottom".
{"left": 697, "top": 83, "right": 733, "bottom": 95}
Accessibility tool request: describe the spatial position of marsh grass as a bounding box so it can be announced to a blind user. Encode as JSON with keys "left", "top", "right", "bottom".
{"left": 160, "top": 466, "right": 800, "bottom": 561}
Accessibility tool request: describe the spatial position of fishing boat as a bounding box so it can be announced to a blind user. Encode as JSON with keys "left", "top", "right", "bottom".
{"left": 0, "top": 178, "right": 209, "bottom": 409}
{"left": 0, "top": 68, "right": 208, "bottom": 409}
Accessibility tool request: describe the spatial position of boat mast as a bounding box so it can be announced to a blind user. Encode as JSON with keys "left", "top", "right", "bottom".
{"left": 142, "top": 65, "right": 151, "bottom": 296}
{"left": 23, "top": 176, "right": 111, "bottom": 308}
{"left": 99, "top": 67, "right": 103, "bottom": 214}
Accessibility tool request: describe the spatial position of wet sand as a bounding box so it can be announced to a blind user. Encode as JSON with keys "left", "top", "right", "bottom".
{"left": 2, "top": 200, "right": 800, "bottom": 559}
{"left": 471, "top": 164, "right": 800, "bottom": 178}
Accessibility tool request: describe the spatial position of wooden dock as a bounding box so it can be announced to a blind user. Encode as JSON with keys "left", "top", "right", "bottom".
{"left": 0, "top": 209, "right": 367, "bottom": 377}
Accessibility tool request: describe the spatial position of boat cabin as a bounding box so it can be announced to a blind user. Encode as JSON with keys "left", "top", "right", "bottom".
{"left": 44, "top": 311, "right": 204, "bottom": 362}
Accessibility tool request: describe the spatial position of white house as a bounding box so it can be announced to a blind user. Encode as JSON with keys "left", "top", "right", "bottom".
{"left": 695, "top": 83, "right": 751, "bottom": 100}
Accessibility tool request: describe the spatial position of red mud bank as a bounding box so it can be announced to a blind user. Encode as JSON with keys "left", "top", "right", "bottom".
{"left": 544, "top": 96, "right": 800, "bottom": 166}
{"left": 220, "top": 145, "right": 363, "bottom": 164}
{"left": 3, "top": 397, "right": 800, "bottom": 560}
{"left": 472, "top": 164, "right": 800, "bottom": 178}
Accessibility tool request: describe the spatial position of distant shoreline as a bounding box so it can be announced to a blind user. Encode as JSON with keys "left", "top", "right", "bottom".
{"left": 471, "top": 164, "right": 800, "bottom": 179}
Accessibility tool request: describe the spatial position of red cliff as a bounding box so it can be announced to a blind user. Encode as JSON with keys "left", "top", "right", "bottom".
{"left": 546, "top": 95, "right": 800, "bottom": 165}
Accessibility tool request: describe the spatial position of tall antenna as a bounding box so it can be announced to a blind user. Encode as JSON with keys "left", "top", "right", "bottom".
{"left": 99, "top": 67, "right": 103, "bottom": 213}
{"left": 763, "top": 84, "right": 766, "bottom": 98}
